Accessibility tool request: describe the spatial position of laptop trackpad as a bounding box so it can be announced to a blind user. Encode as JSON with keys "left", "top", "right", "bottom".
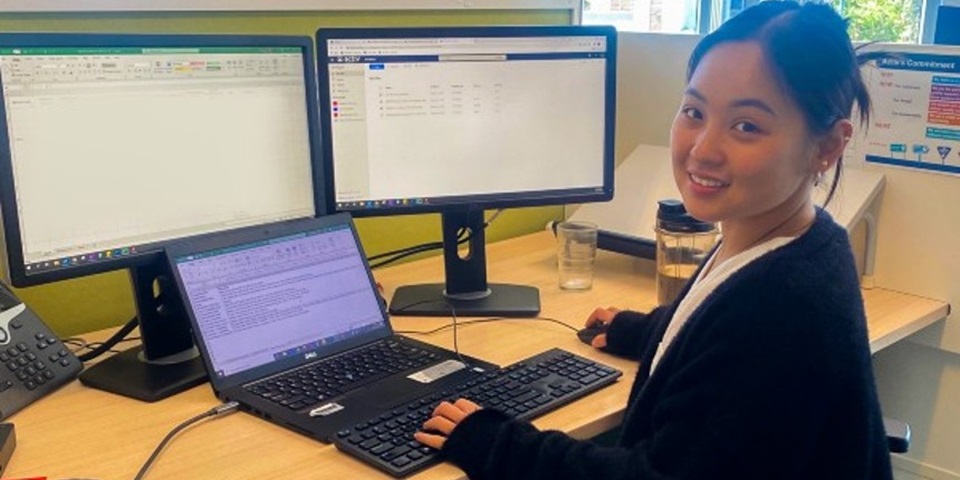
{"left": 352, "top": 361, "right": 474, "bottom": 408}
{"left": 353, "top": 376, "right": 434, "bottom": 408}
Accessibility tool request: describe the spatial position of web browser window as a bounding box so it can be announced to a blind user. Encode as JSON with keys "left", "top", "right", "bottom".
{"left": 323, "top": 35, "right": 609, "bottom": 207}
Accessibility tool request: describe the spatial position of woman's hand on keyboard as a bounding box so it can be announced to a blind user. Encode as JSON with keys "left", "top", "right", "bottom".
{"left": 414, "top": 398, "right": 482, "bottom": 449}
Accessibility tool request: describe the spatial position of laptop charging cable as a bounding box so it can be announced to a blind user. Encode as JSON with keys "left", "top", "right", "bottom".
{"left": 133, "top": 401, "right": 240, "bottom": 480}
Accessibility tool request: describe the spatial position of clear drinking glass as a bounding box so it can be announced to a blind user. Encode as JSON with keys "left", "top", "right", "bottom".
{"left": 556, "top": 221, "right": 598, "bottom": 290}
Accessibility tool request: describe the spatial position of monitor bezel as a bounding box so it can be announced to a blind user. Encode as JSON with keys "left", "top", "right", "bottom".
{"left": 0, "top": 33, "right": 326, "bottom": 288}
{"left": 315, "top": 25, "right": 617, "bottom": 218}
{"left": 934, "top": 5, "right": 960, "bottom": 45}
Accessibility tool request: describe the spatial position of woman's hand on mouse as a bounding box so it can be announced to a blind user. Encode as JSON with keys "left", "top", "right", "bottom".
{"left": 585, "top": 306, "right": 620, "bottom": 349}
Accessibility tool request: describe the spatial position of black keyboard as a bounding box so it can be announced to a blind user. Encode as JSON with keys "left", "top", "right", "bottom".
{"left": 244, "top": 339, "right": 440, "bottom": 411}
{"left": 334, "top": 348, "right": 622, "bottom": 478}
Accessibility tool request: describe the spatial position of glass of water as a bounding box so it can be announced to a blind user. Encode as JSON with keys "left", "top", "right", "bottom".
{"left": 556, "top": 221, "right": 598, "bottom": 290}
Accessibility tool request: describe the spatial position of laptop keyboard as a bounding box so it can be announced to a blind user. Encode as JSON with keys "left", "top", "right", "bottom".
{"left": 245, "top": 339, "right": 440, "bottom": 411}
{"left": 333, "top": 348, "right": 622, "bottom": 478}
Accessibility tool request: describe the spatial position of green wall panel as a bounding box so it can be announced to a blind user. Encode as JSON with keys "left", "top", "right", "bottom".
{"left": 0, "top": 10, "right": 572, "bottom": 34}
{"left": 1, "top": 9, "right": 568, "bottom": 337}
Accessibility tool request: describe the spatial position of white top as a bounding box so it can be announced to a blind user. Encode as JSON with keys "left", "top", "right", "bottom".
{"left": 648, "top": 235, "right": 800, "bottom": 374}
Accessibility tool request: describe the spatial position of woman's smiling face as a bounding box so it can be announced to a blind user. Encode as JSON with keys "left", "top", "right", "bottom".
{"left": 669, "top": 41, "right": 820, "bottom": 235}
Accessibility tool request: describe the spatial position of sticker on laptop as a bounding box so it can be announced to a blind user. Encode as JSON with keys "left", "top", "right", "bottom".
{"left": 407, "top": 360, "right": 466, "bottom": 384}
{"left": 309, "top": 402, "right": 345, "bottom": 417}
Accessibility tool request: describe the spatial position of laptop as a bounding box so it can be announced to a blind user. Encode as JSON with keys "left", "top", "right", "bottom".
{"left": 165, "top": 213, "right": 497, "bottom": 442}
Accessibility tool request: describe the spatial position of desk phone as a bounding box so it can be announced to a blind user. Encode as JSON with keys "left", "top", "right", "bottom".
{"left": 0, "top": 282, "right": 81, "bottom": 420}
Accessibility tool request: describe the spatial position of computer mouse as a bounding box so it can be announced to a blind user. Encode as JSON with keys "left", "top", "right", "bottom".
{"left": 577, "top": 323, "right": 609, "bottom": 346}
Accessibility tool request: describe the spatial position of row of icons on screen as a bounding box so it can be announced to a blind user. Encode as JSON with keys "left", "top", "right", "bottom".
{"left": 27, "top": 246, "right": 139, "bottom": 272}
{"left": 273, "top": 324, "right": 381, "bottom": 362}
{"left": 338, "top": 198, "right": 429, "bottom": 208}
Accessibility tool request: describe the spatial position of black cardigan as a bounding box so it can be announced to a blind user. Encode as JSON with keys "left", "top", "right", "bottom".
{"left": 441, "top": 209, "right": 893, "bottom": 479}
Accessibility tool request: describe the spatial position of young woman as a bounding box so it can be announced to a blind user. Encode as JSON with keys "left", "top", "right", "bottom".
{"left": 414, "top": 2, "right": 893, "bottom": 479}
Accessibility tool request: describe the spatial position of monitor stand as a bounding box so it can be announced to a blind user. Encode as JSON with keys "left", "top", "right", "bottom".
{"left": 388, "top": 210, "right": 540, "bottom": 317}
{"left": 78, "top": 262, "right": 207, "bottom": 402}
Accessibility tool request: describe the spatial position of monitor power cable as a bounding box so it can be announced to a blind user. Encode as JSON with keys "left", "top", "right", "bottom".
{"left": 369, "top": 241, "right": 444, "bottom": 270}
{"left": 367, "top": 209, "right": 503, "bottom": 270}
{"left": 133, "top": 401, "right": 241, "bottom": 480}
{"left": 73, "top": 316, "right": 139, "bottom": 362}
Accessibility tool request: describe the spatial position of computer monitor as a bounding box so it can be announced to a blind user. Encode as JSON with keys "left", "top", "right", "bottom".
{"left": 934, "top": 5, "right": 960, "bottom": 45}
{"left": 0, "top": 33, "right": 323, "bottom": 401}
{"left": 315, "top": 26, "right": 616, "bottom": 317}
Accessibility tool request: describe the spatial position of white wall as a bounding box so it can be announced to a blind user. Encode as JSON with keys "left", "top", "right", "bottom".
{"left": 615, "top": 32, "right": 701, "bottom": 161}
{"left": 859, "top": 159, "right": 960, "bottom": 478}
{"left": 617, "top": 31, "right": 960, "bottom": 479}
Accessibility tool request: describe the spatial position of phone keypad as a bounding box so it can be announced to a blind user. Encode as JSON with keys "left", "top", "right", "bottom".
{"left": 3, "top": 337, "right": 67, "bottom": 391}
{"left": 0, "top": 285, "right": 82, "bottom": 419}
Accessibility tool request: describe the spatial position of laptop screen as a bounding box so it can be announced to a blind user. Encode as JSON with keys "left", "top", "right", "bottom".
{"left": 172, "top": 223, "right": 388, "bottom": 379}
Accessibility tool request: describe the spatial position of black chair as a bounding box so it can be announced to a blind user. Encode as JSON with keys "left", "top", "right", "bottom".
{"left": 884, "top": 417, "right": 911, "bottom": 453}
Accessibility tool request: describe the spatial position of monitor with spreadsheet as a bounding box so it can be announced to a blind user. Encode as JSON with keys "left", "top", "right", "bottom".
{"left": 315, "top": 25, "right": 617, "bottom": 317}
{"left": 0, "top": 33, "right": 323, "bottom": 401}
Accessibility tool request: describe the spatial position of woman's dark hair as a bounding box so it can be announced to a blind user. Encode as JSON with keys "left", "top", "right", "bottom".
{"left": 687, "top": 0, "right": 871, "bottom": 205}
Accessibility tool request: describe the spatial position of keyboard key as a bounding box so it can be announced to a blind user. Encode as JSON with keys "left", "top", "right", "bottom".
{"left": 579, "top": 374, "right": 601, "bottom": 385}
{"left": 370, "top": 443, "right": 393, "bottom": 455}
{"left": 382, "top": 446, "right": 411, "bottom": 461}
{"left": 513, "top": 389, "right": 540, "bottom": 404}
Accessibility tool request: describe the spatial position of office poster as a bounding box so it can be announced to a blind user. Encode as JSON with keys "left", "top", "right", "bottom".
{"left": 854, "top": 47, "right": 960, "bottom": 176}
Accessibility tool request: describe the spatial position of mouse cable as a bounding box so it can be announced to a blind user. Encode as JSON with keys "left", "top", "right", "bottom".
{"left": 389, "top": 299, "right": 472, "bottom": 367}
{"left": 447, "top": 301, "right": 470, "bottom": 368}
{"left": 395, "top": 315, "right": 580, "bottom": 336}
{"left": 133, "top": 401, "right": 241, "bottom": 480}
{"left": 393, "top": 312, "right": 581, "bottom": 377}
{"left": 432, "top": 311, "right": 582, "bottom": 377}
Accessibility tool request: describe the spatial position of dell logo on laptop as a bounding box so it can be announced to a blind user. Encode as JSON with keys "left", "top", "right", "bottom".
{"left": 305, "top": 351, "right": 318, "bottom": 360}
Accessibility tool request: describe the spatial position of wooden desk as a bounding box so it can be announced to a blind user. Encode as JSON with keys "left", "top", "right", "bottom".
{"left": 4, "top": 231, "right": 949, "bottom": 479}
